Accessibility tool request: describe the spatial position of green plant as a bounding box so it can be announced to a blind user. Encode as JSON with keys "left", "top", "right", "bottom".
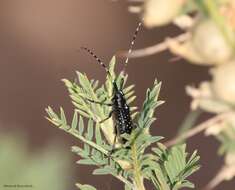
{"left": 46, "top": 57, "right": 200, "bottom": 190}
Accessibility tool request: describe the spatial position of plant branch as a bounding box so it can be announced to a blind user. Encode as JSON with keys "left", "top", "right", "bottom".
{"left": 127, "top": 0, "right": 144, "bottom": 2}
{"left": 164, "top": 112, "right": 233, "bottom": 147}
{"left": 201, "top": 167, "right": 224, "bottom": 190}
{"left": 60, "top": 125, "right": 109, "bottom": 155}
{"left": 118, "top": 33, "right": 190, "bottom": 59}
{"left": 201, "top": 164, "right": 232, "bottom": 190}
{"left": 131, "top": 142, "right": 146, "bottom": 190}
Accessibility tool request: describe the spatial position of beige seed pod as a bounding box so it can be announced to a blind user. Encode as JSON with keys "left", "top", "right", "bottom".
{"left": 211, "top": 61, "right": 235, "bottom": 104}
{"left": 142, "top": 0, "right": 185, "bottom": 28}
{"left": 192, "top": 19, "right": 234, "bottom": 65}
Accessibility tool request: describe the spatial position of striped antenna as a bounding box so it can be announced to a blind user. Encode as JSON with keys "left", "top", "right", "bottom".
{"left": 124, "top": 22, "right": 143, "bottom": 67}
{"left": 81, "top": 47, "right": 111, "bottom": 76}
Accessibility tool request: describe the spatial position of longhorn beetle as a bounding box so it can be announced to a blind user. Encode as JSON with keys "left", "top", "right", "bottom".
{"left": 81, "top": 22, "right": 142, "bottom": 148}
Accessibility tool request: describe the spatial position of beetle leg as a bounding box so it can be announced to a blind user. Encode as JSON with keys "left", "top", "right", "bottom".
{"left": 108, "top": 124, "right": 120, "bottom": 159}
{"left": 85, "top": 98, "right": 113, "bottom": 106}
{"left": 99, "top": 110, "right": 114, "bottom": 123}
{"left": 110, "top": 124, "right": 118, "bottom": 154}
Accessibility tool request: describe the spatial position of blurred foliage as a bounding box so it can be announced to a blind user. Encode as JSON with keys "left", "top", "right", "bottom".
{"left": 0, "top": 132, "right": 70, "bottom": 190}
{"left": 127, "top": 0, "right": 235, "bottom": 189}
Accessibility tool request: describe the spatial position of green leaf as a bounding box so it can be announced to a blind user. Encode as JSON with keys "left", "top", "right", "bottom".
{"left": 123, "top": 84, "right": 135, "bottom": 94}
{"left": 78, "top": 116, "right": 84, "bottom": 135}
{"left": 125, "top": 90, "right": 135, "bottom": 99}
{"left": 173, "top": 180, "right": 195, "bottom": 190}
{"left": 76, "top": 109, "right": 90, "bottom": 119}
{"left": 71, "top": 146, "right": 89, "bottom": 157}
{"left": 95, "top": 123, "right": 102, "bottom": 145}
{"left": 93, "top": 166, "right": 114, "bottom": 175}
{"left": 46, "top": 106, "right": 59, "bottom": 121}
{"left": 124, "top": 184, "right": 132, "bottom": 190}
{"left": 71, "top": 111, "right": 78, "bottom": 132}
{"left": 60, "top": 107, "right": 67, "bottom": 125}
{"left": 151, "top": 164, "right": 170, "bottom": 190}
{"left": 87, "top": 119, "right": 94, "bottom": 140}
{"left": 77, "top": 159, "right": 97, "bottom": 165}
{"left": 76, "top": 183, "right": 97, "bottom": 190}
{"left": 127, "top": 95, "right": 136, "bottom": 105}
{"left": 164, "top": 145, "right": 187, "bottom": 184}
{"left": 59, "top": 107, "right": 70, "bottom": 130}
{"left": 138, "top": 80, "right": 163, "bottom": 129}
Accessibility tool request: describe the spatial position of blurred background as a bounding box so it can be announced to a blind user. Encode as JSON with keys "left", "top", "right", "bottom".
{"left": 0, "top": 0, "right": 230, "bottom": 189}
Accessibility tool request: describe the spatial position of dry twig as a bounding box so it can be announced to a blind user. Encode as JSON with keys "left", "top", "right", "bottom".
{"left": 164, "top": 112, "right": 233, "bottom": 147}
{"left": 118, "top": 33, "right": 190, "bottom": 59}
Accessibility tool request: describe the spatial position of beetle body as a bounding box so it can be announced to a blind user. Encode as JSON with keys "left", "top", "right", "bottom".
{"left": 81, "top": 22, "right": 142, "bottom": 143}
{"left": 112, "top": 82, "right": 133, "bottom": 135}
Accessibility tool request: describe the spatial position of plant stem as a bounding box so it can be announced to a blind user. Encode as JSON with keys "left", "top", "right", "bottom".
{"left": 164, "top": 112, "right": 233, "bottom": 147}
{"left": 69, "top": 129, "right": 109, "bottom": 154}
{"left": 201, "top": 165, "right": 226, "bottom": 190}
{"left": 131, "top": 142, "right": 146, "bottom": 190}
{"left": 118, "top": 33, "right": 190, "bottom": 58}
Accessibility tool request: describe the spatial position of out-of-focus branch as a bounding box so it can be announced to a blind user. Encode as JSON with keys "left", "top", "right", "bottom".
{"left": 128, "top": 6, "right": 142, "bottom": 13}
{"left": 202, "top": 163, "right": 235, "bottom": 190}
{"left": 164, "top": 112, "right": 233, "bottom": 147}
{"left": 118, "top": 33, "right": 190, "bottom": 59}
{"left": 128, "top": 0, "right": 144, "bottom": 2}
{"left": 201, "top": 165, "right": 226, "bottom": 190}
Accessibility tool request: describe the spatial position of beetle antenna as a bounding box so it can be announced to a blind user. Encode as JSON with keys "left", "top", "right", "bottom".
{"left": 81, "top": 46, "right": 111, "bottom": 76}
{"left": 124, "top": 22, "right": 143, "bottom": 69}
